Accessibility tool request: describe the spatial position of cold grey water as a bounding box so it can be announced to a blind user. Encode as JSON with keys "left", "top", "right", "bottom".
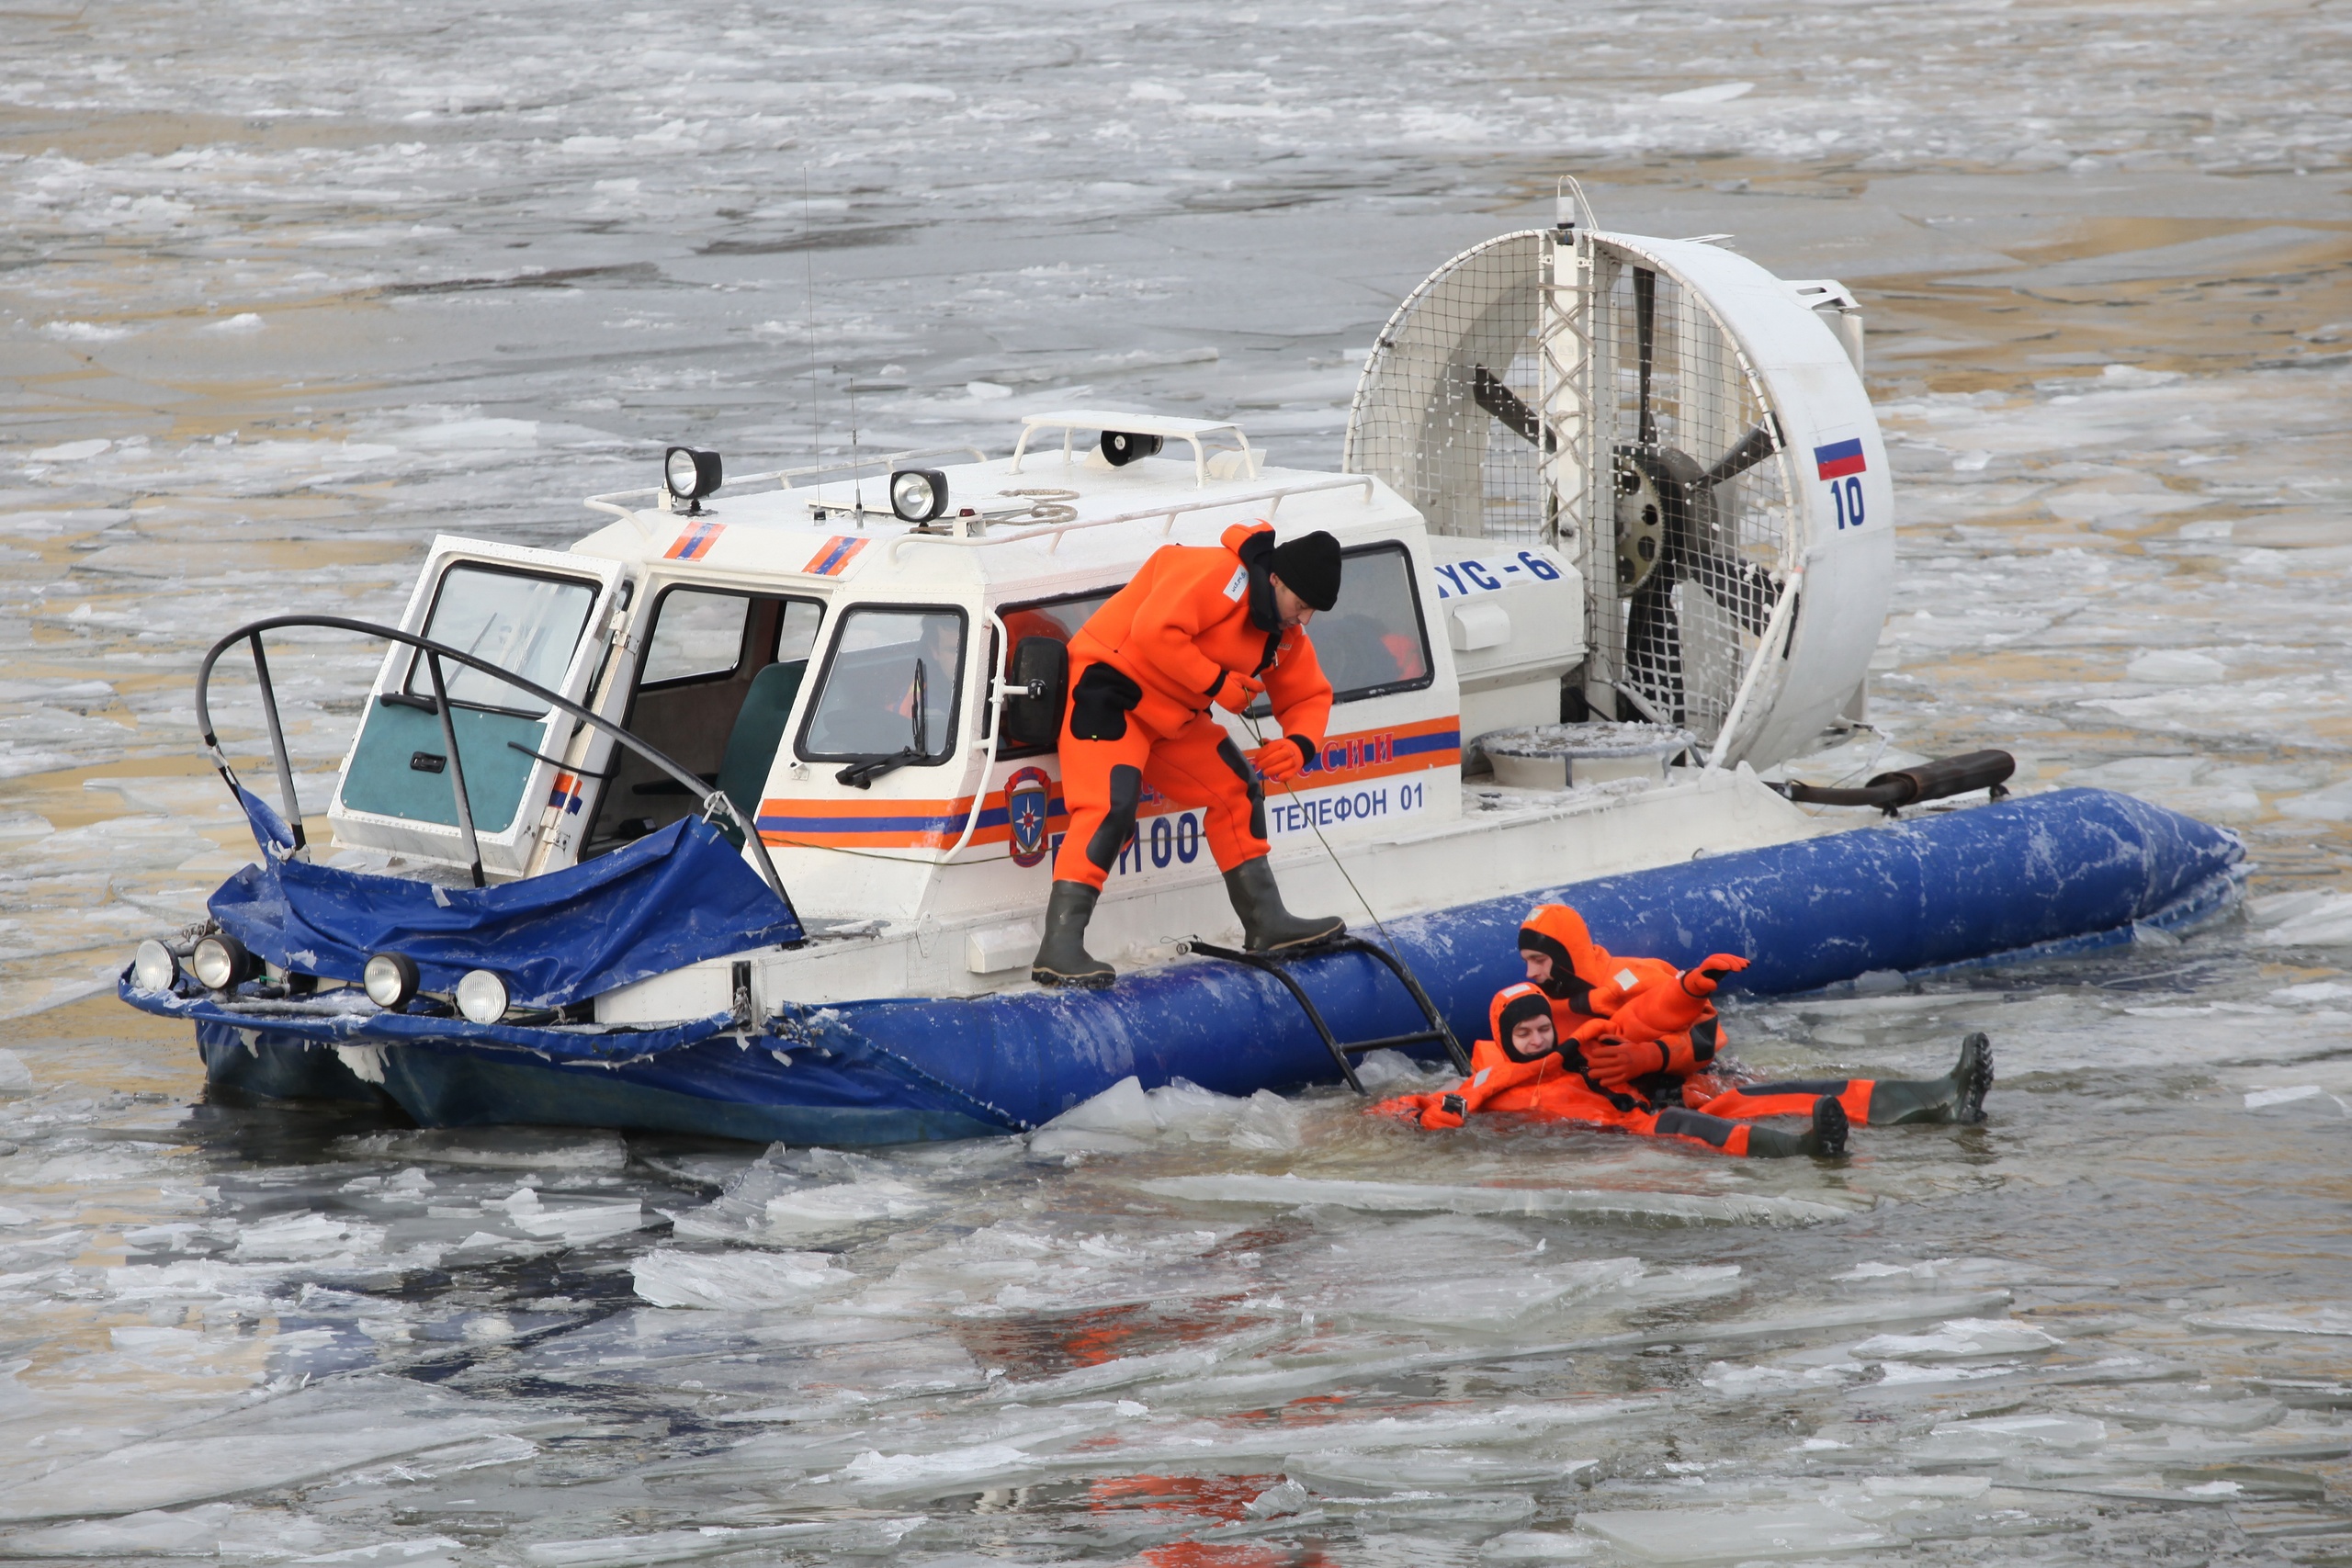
{"left": 5, "top": 1, "right": 2352, "bottom": 1562}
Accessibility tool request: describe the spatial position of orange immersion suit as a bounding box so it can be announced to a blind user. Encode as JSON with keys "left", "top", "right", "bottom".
{"left": 1052, "top": 521, "right": 1332, "bottom": 891}
{"left": 1374, "top": 983, "right": 1798, "bottom": 1156}
{"left": 1515, "top": 902, "right": 1892, "bottom": 1127}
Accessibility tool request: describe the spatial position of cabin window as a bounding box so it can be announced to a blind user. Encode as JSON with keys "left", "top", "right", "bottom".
{"left": 1261, "top": 543, "right": 1434, "bottom": 708}
{"left": 797, "top": 606, "right": 967, "bottom": 765}
{"left": 994, "top": 588, "right": 1117, "bottom": 758}
{"left": 582, "top": 589, "right": 825, "bottom": 852}
{"left": 406, "top": 563, "right": 598, "bottom": 714}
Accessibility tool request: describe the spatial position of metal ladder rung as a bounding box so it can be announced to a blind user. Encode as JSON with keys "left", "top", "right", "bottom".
{"left": 1183, "top": 934, "right": 1469, "bottom": 1096}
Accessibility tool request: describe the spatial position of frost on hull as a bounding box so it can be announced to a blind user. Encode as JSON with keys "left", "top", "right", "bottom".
{"left": 164, "top": 788, "right": 2241, "bottom": 1144}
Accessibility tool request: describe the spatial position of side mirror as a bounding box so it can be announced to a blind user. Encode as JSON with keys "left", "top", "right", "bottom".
{"left": 1003, "top": 637, "right": 1069, "bottom": 749}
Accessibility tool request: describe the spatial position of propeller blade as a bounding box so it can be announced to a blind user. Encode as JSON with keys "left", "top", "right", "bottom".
{"left": 1698, "top": 421, "right": 1778, "bottom": 489}
{"left": 1472, "top": 366, "right": 1552, "bottom": 450}
{"left": 1634, "top": 267, "right": 1657, "bottom": 451}
{"left": 1623, "top": 571, "right": 1685, "bottom": 726}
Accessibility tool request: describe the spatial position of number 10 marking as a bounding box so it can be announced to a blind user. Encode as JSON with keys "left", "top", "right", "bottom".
{"left": 1830, "top": 475, "right": 1866, "bottom": 529}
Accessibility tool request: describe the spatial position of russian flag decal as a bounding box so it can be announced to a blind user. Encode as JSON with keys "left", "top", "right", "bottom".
{"left": 1813, "top": 438, "right": 1867, "bottom": 480}
{"left": 664, "top": 519, "right": 724, "bottom": 561}
{"left": 802, "top": 535, "right": 869, "bottom": 577}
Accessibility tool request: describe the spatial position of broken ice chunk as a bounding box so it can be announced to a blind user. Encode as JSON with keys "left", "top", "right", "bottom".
{"left": 333, "top": 1127, "right": 628, "bottom": 1171}
{"left": 1576, "top": 1504, "right": 1887, "bottom": 1562}
{"left": 1483, "top": 1530, "right": 1600, "bottom": 1562}
{"left": 1135, "top": 1173, "right": 1856, "bottom": 1225}
{"left": 630, "top": 1248, "right": 853, "bottom": 1310}
{"left": 2188, "top": 1304, "right": 2352, "bottom": 1337}
{"left": 1853, "top": 1317, "right": 2062, "bottom": 1359}
{"left": 1286, "top": 1449, "right": 1594, "bottom": 1494}
{"left": 0, "top": 1421, "right": 501, "bottom": 1521}
{"left": 1915, "top": 1412, "right": 2108, "bottom": 1460}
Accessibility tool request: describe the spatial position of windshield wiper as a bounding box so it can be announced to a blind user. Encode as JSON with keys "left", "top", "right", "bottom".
{"left": 836, "top": 747, "right": 920, "bottom": 789}
{"left": 833, "top": 655, "right": 931, "bottom": 791}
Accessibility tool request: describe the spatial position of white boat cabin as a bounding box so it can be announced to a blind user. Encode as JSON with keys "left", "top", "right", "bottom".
{"left": 325, "top": 410, "right": 1821, "bottom": 1019}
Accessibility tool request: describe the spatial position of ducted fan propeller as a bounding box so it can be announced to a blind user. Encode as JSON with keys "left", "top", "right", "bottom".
{"left": 1474, "top": 265, "right": 1781, "bottom": 726}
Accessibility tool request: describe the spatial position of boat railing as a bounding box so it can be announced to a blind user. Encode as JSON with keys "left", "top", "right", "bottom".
{"left": 583, "top": 446, "right": 992, "bottom": 537}
{"left": 885, "top": 474, "right": 1383, "bottom": 564}
{"left": 194, "top": 615, "right": 792, "bottom": 904}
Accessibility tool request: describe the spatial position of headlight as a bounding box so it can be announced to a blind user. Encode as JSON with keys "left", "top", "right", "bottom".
{"left": 663, "top": 446, "right": 723, "bottom": 511}
{"left": 455, "top": 969, "right": 510, "bottom": 1025}
{"left": 364, "top": 952, "right": 420, "bottom": 1010}
{"left": 889, "top": 468, "right": 947, "bottom": 524}
{"left": 190, "top": 934, "right": 254, "bottom": 991}
{"left": 130, "top": 939, "right": 179, "bottom": 993}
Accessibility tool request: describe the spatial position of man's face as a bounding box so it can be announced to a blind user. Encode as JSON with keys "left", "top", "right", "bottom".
{"left": 1510, "top": 1014, "right": 1556, "bottom": 1056}
{"left": 1269, "top": 574, "right": 1316, "bottom": 630}
{"left": 1521, "top": 949, "right": 1554, "bottom": 987}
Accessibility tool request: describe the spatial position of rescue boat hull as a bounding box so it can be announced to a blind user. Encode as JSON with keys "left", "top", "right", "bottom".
{"left": 142, "top": 788, "right": 2241, "bottom": 1144}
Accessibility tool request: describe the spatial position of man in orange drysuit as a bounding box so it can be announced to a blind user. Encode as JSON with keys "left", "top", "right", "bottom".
{"left": 1375, "top": 983, "right": 1851, "bottom": 1156}
{"left": 1507, "top": 902, "right": 1995, "bottom": 1131}
{"left": 1031, "top": 523, "right": 1346, "bottom": 988}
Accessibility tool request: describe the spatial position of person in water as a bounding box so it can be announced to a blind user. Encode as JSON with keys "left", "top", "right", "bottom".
{"left": 1032, "top": 523, "right": 1346, "bottom": 988}
{"left": 1377, "top": 904, "right": 1994, "bottom": 1155}
{"left": 1379, "top": 982, "right": 1851, "bottom": 1156}
{"left": 1514, "top": 903, "right": 1994, "bottom": 1130}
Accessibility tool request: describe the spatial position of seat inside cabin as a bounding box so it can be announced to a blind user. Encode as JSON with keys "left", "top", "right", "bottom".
{"left": 582, "top": 589, "right": 823, "bottom": 855}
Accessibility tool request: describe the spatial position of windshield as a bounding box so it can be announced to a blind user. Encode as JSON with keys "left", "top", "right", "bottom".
{"left": 408, "top": 564, "right": 598, "bottom": 713}
{"left": 1309, "top": 546, "right": 1432, "bottom": 700}
{"left": 798, "top": 607, "right": 965, "bottom": 762}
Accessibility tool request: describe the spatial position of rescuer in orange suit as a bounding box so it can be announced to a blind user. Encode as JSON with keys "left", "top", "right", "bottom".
{"left": 1502, "top": 902, "right": 1995, "bottom": 1130}
{"left": 1031, "top": 522, "right": 1346, "bottom": 988}
{"left": 1374, "top": 983, "right": 1853, "bottom": 1156}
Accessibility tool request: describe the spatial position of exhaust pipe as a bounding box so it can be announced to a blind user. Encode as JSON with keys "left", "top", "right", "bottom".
{"left": 1770, "top": 750, "right": 2015, "bottom": 818}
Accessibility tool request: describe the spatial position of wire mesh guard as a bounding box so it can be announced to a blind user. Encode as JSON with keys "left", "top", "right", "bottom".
{"left": 1344, "top": 231, "right": 1547, "bottom": 546}
{"left": 1345, "top": 231, "right": 1794, "bottom": 750}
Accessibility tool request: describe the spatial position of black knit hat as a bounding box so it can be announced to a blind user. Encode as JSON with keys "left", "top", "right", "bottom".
{"left": 1496, "top": 988, "right": 1552, "bottom": 1040}
{"left": 1268, "top": 531, "right": 1342, "bottom": 611}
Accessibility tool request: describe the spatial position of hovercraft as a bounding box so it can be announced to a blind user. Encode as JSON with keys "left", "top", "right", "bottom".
{"left": 119, "top": 197, "right": 2244, "bottom": 1144}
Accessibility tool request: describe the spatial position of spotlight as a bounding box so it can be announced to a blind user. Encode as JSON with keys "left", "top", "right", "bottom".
{"left": 363, "top": 952, "right": 420, "bottom": 1011}
{"left": 889, "top": 468, "right": 948, "bottom": 524}
{"left": 455, "top": 969, "right": 510, "bottom": 1025}
{"left": 663, "top": 447, "right": 723, "bottom": 513}
{"left": 130, "top": 939, "right": 179, "bottom": 993}
{"left": 190, "top": 933, "right": 254, "bottom": 992}
{"left": 1101, "top": 430, "right": 1162, "bottom": 467}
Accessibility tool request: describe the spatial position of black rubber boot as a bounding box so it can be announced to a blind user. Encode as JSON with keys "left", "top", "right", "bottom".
{"left": 1224, "top": 857, "right": 1345, "bottom": 952}
{"left": 1031, "top": 880, "right": 1115, "bottom": 989}
{"left": 1869, "top": 1032, "right": 1995, "bottom": 1125}
{"left": 1745, "top": 1095, "right": 1849, "bottom": 1158}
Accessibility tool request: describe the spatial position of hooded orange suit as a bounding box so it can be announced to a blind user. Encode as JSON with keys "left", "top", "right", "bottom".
{"left": 1372, "top": 983, "right": 1792, "bottom": 1156}
{"left": 1516, "top": 903, "right": 1883, "bottom": 1125}
{"left": 1051, "top": 521, "right": 1332, "bottom": 891}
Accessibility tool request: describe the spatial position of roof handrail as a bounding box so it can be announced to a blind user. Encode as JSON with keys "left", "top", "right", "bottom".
{"left": 885, "top": 474, "right": 1381, "bottom": 564}
{"left": 195, "top": 615, "right": 796, "bottom": 911}
{"left": 1009, "top": 411, "right": 1250, "bottom": 489}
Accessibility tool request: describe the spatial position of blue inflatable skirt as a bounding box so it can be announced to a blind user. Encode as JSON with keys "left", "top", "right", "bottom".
{"left": 153, "top": 788, "right": 2241, "bottom": 1144}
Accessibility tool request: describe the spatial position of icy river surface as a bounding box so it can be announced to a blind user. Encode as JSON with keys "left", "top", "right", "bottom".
{"left": 5, "top": 1, "right": 2352, "bottom": 1562}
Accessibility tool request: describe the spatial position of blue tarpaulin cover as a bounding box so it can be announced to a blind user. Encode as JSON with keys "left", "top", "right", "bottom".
{"left": 209, "top": 785, "right": 802, "bottom": 1007}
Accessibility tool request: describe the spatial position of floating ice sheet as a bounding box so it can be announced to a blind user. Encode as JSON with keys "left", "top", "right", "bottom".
{"left": 630, "top": 1247, "right": 853, "bottom": 1310}
{"left": 1134, "top": 1173, "right": 1858, "bottom": 1224}
{"left": 1576, "top": 1505, "right": 1887, "bottom": 1562}
{"left": 0, "top": 1420, "right": 500, "bottom": 1520}
{"left": 334, "top": 1128, "right": 629, "bottom": 1171}
{"left": 2188, "top": 1304, "right": 2352, "bottom": 1337}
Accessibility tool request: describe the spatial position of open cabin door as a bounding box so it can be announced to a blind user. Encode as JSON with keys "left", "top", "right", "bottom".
{"left": 329, "top": 536, "right": 628, "bottom": 878}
